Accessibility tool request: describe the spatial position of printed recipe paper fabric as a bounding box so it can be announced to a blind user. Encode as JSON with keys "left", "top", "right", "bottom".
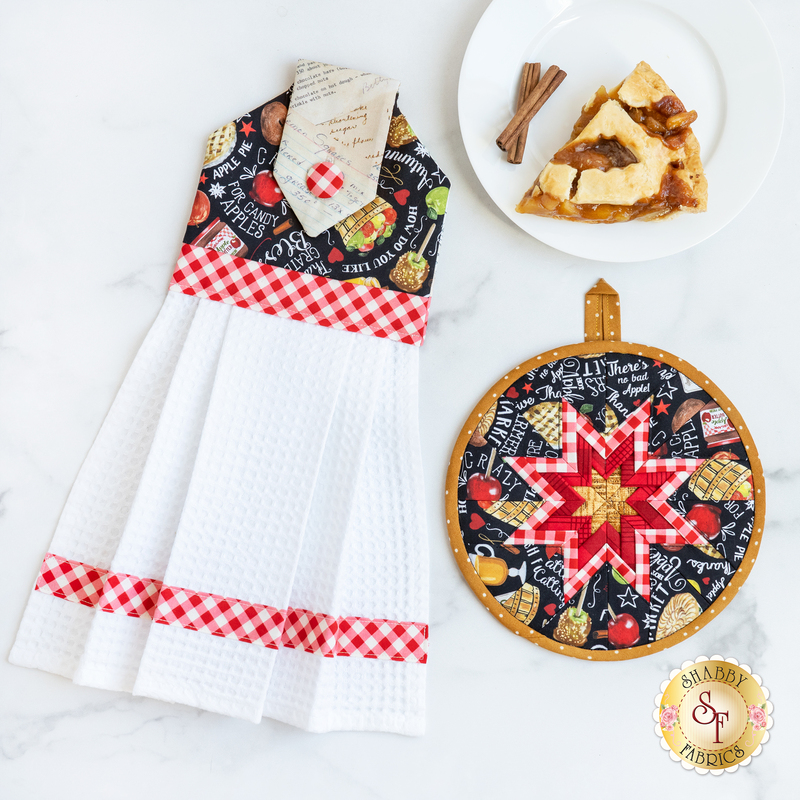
{"left": 11, "top": 64, "right": 450, "bottom": 735}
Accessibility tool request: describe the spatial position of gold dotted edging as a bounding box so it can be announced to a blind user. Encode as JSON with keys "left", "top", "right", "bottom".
{"left": 443, "top": 341, "right": 766, "bottom": 662}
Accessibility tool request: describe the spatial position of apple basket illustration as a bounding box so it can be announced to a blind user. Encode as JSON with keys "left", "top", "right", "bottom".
{"left": 445, "top": 280, "right": 765, "bottom": 660}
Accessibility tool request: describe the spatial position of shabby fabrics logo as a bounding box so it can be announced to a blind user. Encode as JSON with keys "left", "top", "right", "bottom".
{"left": 654, "top": 656, "right": 773, "bottom": 774}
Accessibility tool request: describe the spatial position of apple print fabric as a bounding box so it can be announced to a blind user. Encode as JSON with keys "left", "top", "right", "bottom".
{"left": 449, "top": 349, "right": 764, "bottom": 659}
{"left": 181, "top": 89, "right": 449, "bottom": 303}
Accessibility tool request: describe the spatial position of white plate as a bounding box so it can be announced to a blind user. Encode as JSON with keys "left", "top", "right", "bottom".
{"left": 458, "top": 0, "right": 784, "bottom": 262}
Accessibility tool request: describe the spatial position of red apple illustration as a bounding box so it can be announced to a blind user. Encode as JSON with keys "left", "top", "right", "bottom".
{"left": 249, "top": 170, "right": 283, "bottom": 207}
{"left": 608, "top": 611, "right": 640, "bottom": 648}
{"left": 189, "top": 190, "right": 210, "bottom": 226}
{"left": 467, "top": 474, "right": 501, "bottom": 503}
{"left": 466, "top": 447, "right": 501, "bottom": 503}
{"left": 686, "top": 503, "right": 721, "bottom": 539}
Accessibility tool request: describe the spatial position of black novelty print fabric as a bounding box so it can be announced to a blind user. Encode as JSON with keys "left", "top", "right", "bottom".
{"left": 456, "top": 353, "right": 756, "bottom": 653}
{"left": 182, "top": 90, "right": 449, "bottom": 297}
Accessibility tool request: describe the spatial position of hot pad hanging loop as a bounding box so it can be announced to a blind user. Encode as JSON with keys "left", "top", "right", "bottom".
{"left": 584, "top": 278, "right": 621, "bottom": 343}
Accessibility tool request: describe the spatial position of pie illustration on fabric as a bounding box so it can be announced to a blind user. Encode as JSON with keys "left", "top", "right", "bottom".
{"left": 517, "top": 62, "right": 707, "bottom": 222}
{"left": 446, "top": 349, "right": 763, "bottom": 660}
{"left": 183, "top": 91, "right": 450, "bottom": 299}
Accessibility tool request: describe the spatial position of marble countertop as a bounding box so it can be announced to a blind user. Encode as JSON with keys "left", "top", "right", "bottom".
{"left": 1, "top": 1, "right": 797, "bottom": 797}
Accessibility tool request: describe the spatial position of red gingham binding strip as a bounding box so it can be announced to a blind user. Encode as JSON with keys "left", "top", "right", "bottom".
{"left": 98, "top": 573, "right": 163, "bottom": 620}
{"left": 153, "top": 585, "right": 287, "bottom": 648}
{"left": 281, "top": 607, "right": 338, "bottom": 657}
{"left": 336, "top": 617, "right": 428, "bottom": 662}
{"left": 34, "top": 554, "right": 428, "bottom": 664}
{"left": 35, "top": 553, "right": 108, "bottom": 608}
{"left": 170, "top": 244, "right": 430, "bottom": 346}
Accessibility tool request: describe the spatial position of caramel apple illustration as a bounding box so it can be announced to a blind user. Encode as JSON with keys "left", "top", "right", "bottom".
{"left": 390, "top": 223, "right": 436, "bottom": 293}
{"left": 466, "top": 448, "right": 501, "bottom": 505}
{"left": 553, "top": 583, "right": 591, "bottom": 646}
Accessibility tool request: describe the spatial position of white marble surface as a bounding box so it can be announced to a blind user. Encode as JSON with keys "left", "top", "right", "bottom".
{"left": 1, "top": 0, "right": 797, "bottom": 796}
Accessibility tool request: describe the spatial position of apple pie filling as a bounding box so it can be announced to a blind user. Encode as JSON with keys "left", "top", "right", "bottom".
{"left": 517, "top": 62, "right": 707, "bottom": 223}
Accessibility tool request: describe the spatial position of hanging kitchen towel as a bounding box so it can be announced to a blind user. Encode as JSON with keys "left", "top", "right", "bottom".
{"left": 9, "top": 291, "right": 198, "bottom": 678}
{"left": 261, "top": 341, "right": 428, "bottom": 735}
{"left": 72, "top": 299, "right": 232, "bottom": 692}
{"left": 11, "top": 62, "right": 449, "bottom": 733}
{"left": 131, "top": 309, "right": 353, "bottom": 721}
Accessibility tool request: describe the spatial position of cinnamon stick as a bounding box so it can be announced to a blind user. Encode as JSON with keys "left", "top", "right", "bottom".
{"left": 507, "top": 62, "right": 540, "bottom": 164}
{"left": 497, "top": 64, "right": 567, "bottom": 151}
{"left": 507, "top": 63, "right": 533, "bottom": 163}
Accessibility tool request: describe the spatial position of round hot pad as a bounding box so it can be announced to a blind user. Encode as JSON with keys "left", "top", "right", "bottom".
{"left": 445, "top": 281, "right": 765, "bottom": 660}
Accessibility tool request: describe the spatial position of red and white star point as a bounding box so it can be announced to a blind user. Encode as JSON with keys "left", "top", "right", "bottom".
{"left": 505, "top": 400, "right": 708, "bottom": 602}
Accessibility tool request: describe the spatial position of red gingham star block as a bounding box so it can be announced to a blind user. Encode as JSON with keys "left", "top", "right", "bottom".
{"left": 306, "top": 161, "right": 344, "bottom": 198}
{"left": 35, "top": 553, "right": 108, "bottom": 608}
{"left": 505, "top": 400, "right": 708, "bottom": 602}
{"left": 98, "top": 573, "right": 163, "bottom": 620}
{"left": 170, "top": 244, "right": 430, "bottom": 345}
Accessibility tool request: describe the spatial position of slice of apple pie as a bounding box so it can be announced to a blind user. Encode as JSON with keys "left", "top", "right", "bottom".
{"left": 517, "top": 62, "right": 707, "bottom": 222}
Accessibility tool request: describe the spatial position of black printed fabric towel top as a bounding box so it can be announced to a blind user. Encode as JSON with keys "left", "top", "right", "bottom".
{"left": 183, "top": 89, "right": 450, "bottom": 299}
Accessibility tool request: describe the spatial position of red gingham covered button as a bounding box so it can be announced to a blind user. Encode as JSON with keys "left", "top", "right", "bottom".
{"left": 306, "top": 161, "right": 344, "bottom": 198}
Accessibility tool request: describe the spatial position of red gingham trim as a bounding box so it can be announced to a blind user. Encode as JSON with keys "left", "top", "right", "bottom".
{"left": 504, "top": 473, "right": 566, "bottom": 531}
{"left": 35, "top": 553, "right": 108, "bottom": 608}
{"left": 170, "top": 244, "right": 430, "bottom": 346}
{"left": 150, "top": 588, "right": 428, "bottom": 663}
{"left": 153, "top": 585, "right": 287, "bottom": 648}
{"left": 33, "top": 554, "right": 428, "bottom": 663}
{"left": 336, "top": 617, "right": 428, "bottom": 662}
{"left": 281, "top": 607, "right": 338, "bottom": 657}
{"left": 647, "top": 472, "right": 709, "bottom": 545}
{"left": 98, "top": 573, "right": 163, "bottom": 620}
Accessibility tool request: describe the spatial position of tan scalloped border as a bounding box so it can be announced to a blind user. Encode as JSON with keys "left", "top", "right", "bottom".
{"left": 653, "top": 655, "right": 773, "bottom": 774}
{"left": 444, "top": 341, "right": 766, "bottom": 661}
